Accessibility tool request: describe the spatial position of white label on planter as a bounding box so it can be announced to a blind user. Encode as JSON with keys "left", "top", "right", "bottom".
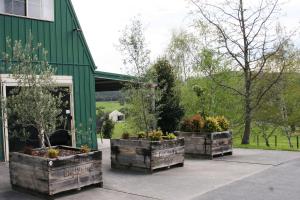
{"left": 49, "top": 161, "right": 53, "bottom": 166}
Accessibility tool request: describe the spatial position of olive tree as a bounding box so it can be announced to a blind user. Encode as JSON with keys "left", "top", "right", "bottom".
{"left": 2, "top": 36, "right": 64, "bottom": 148}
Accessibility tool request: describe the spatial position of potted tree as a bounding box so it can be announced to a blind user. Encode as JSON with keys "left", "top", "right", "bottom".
{"left": 175, "top": 114, "right": 232, "bottom": 159}
{"left": 2, "top": 37, "right": 102, "bottom": 196}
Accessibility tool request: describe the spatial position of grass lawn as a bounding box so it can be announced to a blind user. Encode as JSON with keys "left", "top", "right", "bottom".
{"left": 96, "top": 101, "right": 300, "bottom": 151}
{"left": 96, "top": 101, "right": 124, "bottom": 113}
{"left": 233, "top": 134, "right": 300, "bottom": 151}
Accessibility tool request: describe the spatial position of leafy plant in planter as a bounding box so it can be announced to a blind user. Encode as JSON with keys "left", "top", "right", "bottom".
{"left": 2, "top": 36, "right": 64, "bottom": 149}
{"left": 177, "top": 114, "right": 232, "bottom": 158}
{"left": 204, "top": 117, "right": 222, "bottom": 132}
{"left": 111, "top": 129, "right": 184, "bottom": 172}
{"left": 3, "top": 36, "right": 103, "bottom": 196}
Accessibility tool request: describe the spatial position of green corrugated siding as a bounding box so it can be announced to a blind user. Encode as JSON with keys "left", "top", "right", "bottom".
{"left": 0, "top": 0, "right": 97, "bottom": 160}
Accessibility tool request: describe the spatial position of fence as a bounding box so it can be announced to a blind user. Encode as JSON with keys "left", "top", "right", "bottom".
{"left": 234, "top": 135, "right": 300, "bottom": 150}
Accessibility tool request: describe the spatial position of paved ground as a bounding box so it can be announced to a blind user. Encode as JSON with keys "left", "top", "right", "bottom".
{"left": 0, "top": 139, "right": 300, "bottom": 200}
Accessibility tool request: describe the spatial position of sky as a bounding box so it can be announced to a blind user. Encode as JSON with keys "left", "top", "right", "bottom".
{"left": 71, "top": 0, "right": 300, "bottom": 74}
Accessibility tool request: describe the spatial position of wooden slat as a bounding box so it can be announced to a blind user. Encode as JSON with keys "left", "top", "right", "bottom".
{"left": 9, "top": 147, "right": 102, "bottom": 195}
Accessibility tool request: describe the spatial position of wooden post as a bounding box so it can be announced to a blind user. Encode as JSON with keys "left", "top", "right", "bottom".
{"left": 275, "top": 135, "right": 277, "bottom": 148}
{"left": 256, "top": 135, "right": 259, "bottom": 146}
{"left": 297, "top": 136, "right": 299, "bottom": 149}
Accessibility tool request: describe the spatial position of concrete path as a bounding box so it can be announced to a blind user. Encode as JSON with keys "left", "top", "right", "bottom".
{"left": 0, "top": 139, "right": 299, "bottom": 200}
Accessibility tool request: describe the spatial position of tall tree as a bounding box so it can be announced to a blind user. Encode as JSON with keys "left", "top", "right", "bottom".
{"left": 153, "top": 58, "right": 184, "bottom": 133}
{"left": 166, "top": 29, "right": 199, "bottom": 81}
{"left": 190, "top": 0, "right": 293, "bottom": 144}
{"left": 118, "top": 18, "right": 156, "bottom": 132}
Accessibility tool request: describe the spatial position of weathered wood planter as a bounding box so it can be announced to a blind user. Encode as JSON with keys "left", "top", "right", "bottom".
{"left": 175, "top": 131, "right": 232, "bottom": 159}
{"left": 9, "top": 146, "right": 103, "bottom": 196}
{"left": 110, "top": 138, "right": 184, "bottom": 172}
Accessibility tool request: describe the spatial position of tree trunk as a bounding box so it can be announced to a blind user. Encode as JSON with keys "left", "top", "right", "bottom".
{"left": 240, "top": 0, "right": 252, "bottom": 145}
{"left": 242, "top": 75, "right": 252, "bottom": 144}
{"left": 287, "top": 135, "right": 293, "bottom": 148}
{"left": 265, "top": 137, "right": 270, "bottom": 147}
{"left": 45, "top": 134, "right": 52, "bottom": 148}
{"left": 39, "top": 129, "right": 46, "bottom": 149}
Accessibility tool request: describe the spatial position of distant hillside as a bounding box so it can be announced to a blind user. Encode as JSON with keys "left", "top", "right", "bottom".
{"left": 96, "top": 91, "right": 123, "bottom": 101}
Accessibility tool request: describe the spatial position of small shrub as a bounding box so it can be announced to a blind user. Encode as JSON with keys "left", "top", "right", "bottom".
{"left": 180, "top": 118, "right": 193, "bottom": 132}
{"left": 191, "top": 114, "right": 205, "bottom": 132}
{"left": 180, "top": 114, "right": 205, "bottom": 132}
{"left": 48, "top": 148, "right": 59, "bottom": 158}
{"left": 149, "top": 130, "right": 163, "bottom": 141}
{"left": 102, "top": 115, "right": 115, "bottom": 139}
{"left": 122, "top": 132, "right": 130, "bottom": 139}
{"left": 216, "top": 116, "right": 229, "bottom": 131}
{"left": 204, "top": 117, "right": 221, "bottom": 132}
{"left": 137, "top": 131, "right": 146, "bottom": 139}
{"left": 80, "top": 145, "right": 91, "bottom": 153}
{"left": 164, "top": 133, "right": 177, "bottom": 140}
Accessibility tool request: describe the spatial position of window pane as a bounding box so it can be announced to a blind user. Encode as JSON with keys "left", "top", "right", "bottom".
{"left": 12, "top": 0, "right": 25, "bottom": 16}
{"left": 0, "top": 0, "right": 6, "bottom": 13}
{"left": 42, "top": 0, "right": 54, "bottom": 21}
{"left": 28, "top": 0, "right": 41, "bottom": 19}
{"left": 0, "top": 0, "right": 25, "bottom": 16}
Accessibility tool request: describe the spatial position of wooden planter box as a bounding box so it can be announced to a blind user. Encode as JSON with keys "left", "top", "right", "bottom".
{"left": 9, "top": 146, "right": 103, "bottom": 196}
{"left": 110, "top": 138, "right": 184, "bottom": 172}
{"left": 175, "top": 131, "right": 232, "bottom": 159}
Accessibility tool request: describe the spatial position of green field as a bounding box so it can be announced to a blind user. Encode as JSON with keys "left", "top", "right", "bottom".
{"left": 96, "top": 101, "right": 124, "bottom": 113}
{"left": 96, "top": 101, "right": 300, "bottom": 151}
{"left": 233, "top": 134, "right": 300, "bottom": 151}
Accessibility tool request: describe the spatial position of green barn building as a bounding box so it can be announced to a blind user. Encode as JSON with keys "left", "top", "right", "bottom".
{"left": 0, "top": 0, "right": 125, "bottom": 161}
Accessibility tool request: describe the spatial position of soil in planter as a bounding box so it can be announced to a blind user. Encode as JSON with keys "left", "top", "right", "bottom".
{"left": 25, "top": 147, "right": 82, "bottom": 158}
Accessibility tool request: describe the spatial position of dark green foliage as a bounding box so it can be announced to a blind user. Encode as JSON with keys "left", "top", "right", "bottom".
{"left": 102, "top": 115, "right": 115, "bottom": 139}
{"left": 154, "top": 58, "right": 184, "bottom": 133}
{"left": 96, "top": 106, "right": 105, "bottom": 134}
{"left": 137, "top": 131, "right": 146, "bottom": 139}
{"left": 121, "top": 132, "right": 130, "bottom": 139}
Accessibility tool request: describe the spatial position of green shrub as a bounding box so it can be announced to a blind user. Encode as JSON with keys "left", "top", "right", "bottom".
{"left": 121, "top": 132, "right": 130, "bottom": 139}
{"left": 149, "top": 130, "right": 163, "bottom": 141}
{"left": 48, "top": 148, "right": 59, "bottom": 158}
{"left": 164, "top": 133, "right": 177, "bottom": 140}
{"left": 137, "top": 131, "right": 146, "bottom": 139}
{"left": 204, "top": 117, "right": 222, "bottom": 132}
{"left": 216, "top": 116, "right": 229, "bottom": 131}
{"left": 102, "top": 115, "right": 115, "bottom": 139}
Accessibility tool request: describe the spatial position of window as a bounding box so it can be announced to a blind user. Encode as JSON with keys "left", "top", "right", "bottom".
{"left": 0, "top": 0, "right": 54, "bottom": 21}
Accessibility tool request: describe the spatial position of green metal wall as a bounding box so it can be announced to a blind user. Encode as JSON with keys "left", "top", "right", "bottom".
{"left": 0, "top": 0, "right": 97, "bottom": 160}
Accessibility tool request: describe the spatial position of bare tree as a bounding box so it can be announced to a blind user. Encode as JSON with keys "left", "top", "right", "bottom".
{"left": 189, "top": 0, "right": 294, "bottom": 144}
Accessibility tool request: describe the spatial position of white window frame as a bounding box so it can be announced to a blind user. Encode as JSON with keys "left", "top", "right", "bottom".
{"left": 0, "top": 0, "right": 54, "bottom": 22}
{"left": 0, "top": 74, "right": 76, "bottom": 162}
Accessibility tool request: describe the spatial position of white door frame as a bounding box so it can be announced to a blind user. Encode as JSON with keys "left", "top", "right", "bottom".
{"left": 0, "top": 74, "right": 76, "bottom": 162}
